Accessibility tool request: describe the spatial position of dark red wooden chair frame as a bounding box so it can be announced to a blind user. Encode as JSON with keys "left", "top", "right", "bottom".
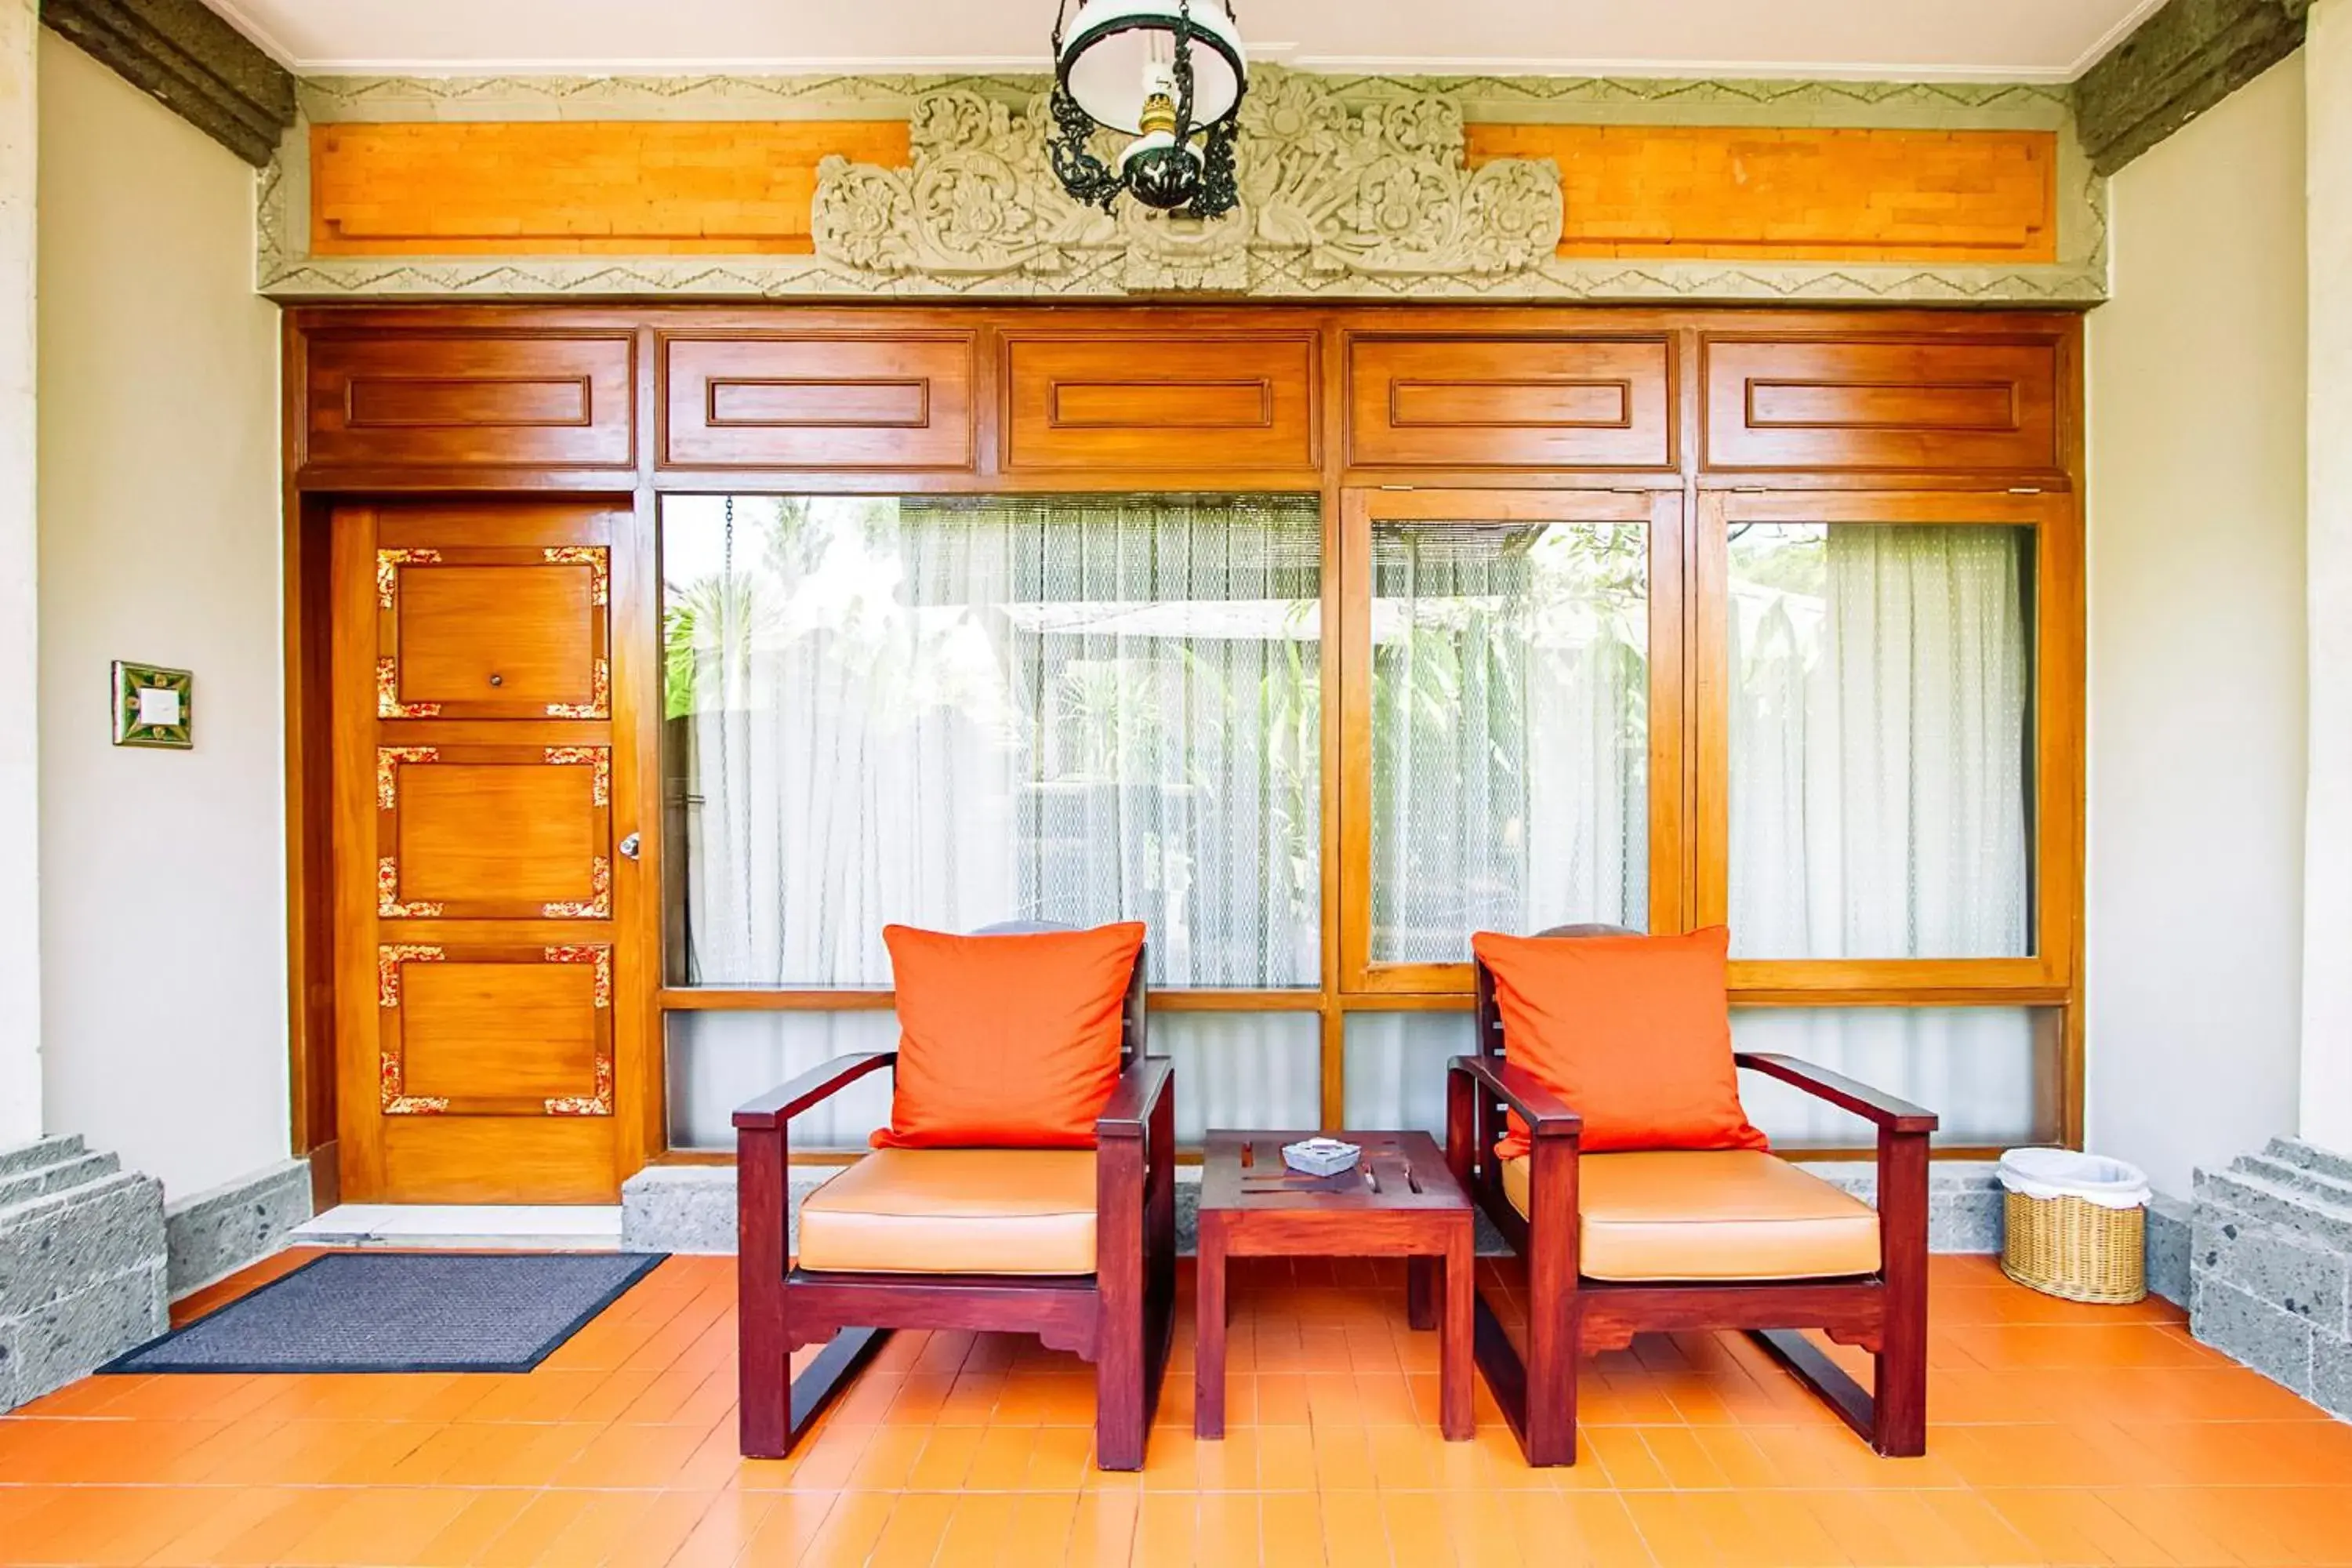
{"left": 733, "top": 949, "right": 1177, "bottom": 1470}
{"left": 1446, "top": 925, "right": 1939, "bottom": 1467}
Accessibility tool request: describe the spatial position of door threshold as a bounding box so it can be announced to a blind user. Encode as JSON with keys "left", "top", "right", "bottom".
{"left": 293, "top": 1203, "right": 625, "bottom": 1251}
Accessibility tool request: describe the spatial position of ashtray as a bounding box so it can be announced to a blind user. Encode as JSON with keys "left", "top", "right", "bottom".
{"left": 1282, "top": 1138, "right": 1361, "bottom": 1177}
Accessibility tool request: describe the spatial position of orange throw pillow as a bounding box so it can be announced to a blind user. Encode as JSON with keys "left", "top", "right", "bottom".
{"left": 873, "top": 922, "right": 1145, "bottom": 1149}
{"left": 1472, "top": 926, "right": 1768, "bottom": 1159}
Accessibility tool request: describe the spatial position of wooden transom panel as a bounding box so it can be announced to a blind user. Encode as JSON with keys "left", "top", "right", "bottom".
{"left": 662, "top": 333, "right": 978, "bottom": 469}
{"left": 1001, "top": 333, "right": 1319, "bottom": 471}
{"left": 305, "top": 332, "right": 637, "bottom": 470}
{"left": 1702, "top": 336, "right": 2061, "bottom": 473}
{"left": 378, "top": 746, "right": 612, "bottom": 920}
{"left": 378, "top": 546, "right": 610, "bottom": 720}
{"left": 377, "top": 943, "right": 614, "bottom": 1117}
{"left": 1348, "top": 336, "right": 1674, "bottom": 469}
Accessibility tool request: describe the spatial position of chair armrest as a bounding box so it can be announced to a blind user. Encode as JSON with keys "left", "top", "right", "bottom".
{"left": 1447, "top": 1056, "right": 1583, "bottom": 1140}
{"left": 731, "top": 1051, "right": 898, "bottom": 1131}
{"left": 1095, "top": 1055, "right": 1174, "bottom": 1141}
{"left": 1735, "top": 1052, "right": 1939, "bottom": 1135}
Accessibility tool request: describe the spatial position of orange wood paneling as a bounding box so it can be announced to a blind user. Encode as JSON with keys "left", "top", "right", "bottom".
{"left": 1346, "top": 334, "right": 1674, "bottom": 469}
{"left": 1000, "top": 331, "right": 1320, "bottom": 473}
{"left": 379, "top": 546, "right": 610, "bottom": 720}
{"left": 310, "top": 121, "right": 913, "bottom": 256}
{"left": 383, "top": 746, "right": 611, "bottom": 919}
{"left": 1465, "top": 124, "right": 2060, "bottom": 263}
{"left": 662, "top": 332, "right": 979, "bottom": 469}
{"left": 332, "top": 503, "right": 630, "bottom": 1203}
{"left": 1702, "top": 336, "right": 2063, "bottom": 473}
{"left": 391, "top": 946, "right": 611, "bottom": 1109}
{"left": 303, "top": 330, "right": 637, "bottom": 470}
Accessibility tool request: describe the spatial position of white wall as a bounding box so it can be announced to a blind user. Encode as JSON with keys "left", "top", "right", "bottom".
{"left": 0, "top": 1, "right": 39, "bottom": 1151}
{"left": 2086, "top": 54, "right": 2309, "bottom": 1198}
{"left": 34, "top": 34, "right": 287, "bottom": 1199}
{"left": 2303, "top": 1, "right": 2352, "bottom": 1156}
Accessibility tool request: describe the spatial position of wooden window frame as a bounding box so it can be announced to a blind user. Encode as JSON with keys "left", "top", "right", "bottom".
{"left": 281, "top": 307, "right": 2090, "bottom": 1183}
{"left": 1693, "top": 488, "right": 2083, "bottom": 1004}
{"left": 1338, "top": 487, "right": 1686, "bottom": 995}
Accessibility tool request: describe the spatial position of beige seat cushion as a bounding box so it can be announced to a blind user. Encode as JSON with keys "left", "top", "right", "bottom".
{"left": 1501, "top": 1149, "right": 1881, "bottom": 1282}
{"left": 796, "top": 1149, "right": 1097, "bottom": 1276}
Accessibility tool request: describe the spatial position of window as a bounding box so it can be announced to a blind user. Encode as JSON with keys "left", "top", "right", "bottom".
{"left": 1370, "top": 520, "right": 1650, "bottom": 960}
{"left": 664, "top": 494, "right": 1323, "bottom": 989}
{"left": 1726, "top": 521, "right": 2034, "bottom": 959}
{"left": 1343, "top": 489, "right": 1682, "bottom": 993}
{"left": 660, "top": 484, "right": 2078, "bottom": 1152}
{"left": 1698, "top": 489, "right": 2074, "bottom": 999}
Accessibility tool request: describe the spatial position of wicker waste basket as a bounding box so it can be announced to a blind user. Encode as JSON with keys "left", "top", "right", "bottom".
{"left": 1998, "top": 1148, "right": 2151, "bottom": 1304}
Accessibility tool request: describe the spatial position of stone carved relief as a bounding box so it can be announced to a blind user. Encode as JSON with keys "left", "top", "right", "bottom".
{"left": 809, "top": 70, "right": 1563, "bottom": 292}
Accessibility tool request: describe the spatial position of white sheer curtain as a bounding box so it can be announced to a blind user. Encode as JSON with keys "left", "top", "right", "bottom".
{"left": 665, "top": 1009, "right": 1325, "bottom": 1151}
{"left": 1733, "top": 1008, "right": 2050, "bottom": 1148}
{"left": 1726, "top": 521, "right": 2035, "bottom": 1137}
{"left": 1344, "top": 1013, "right": 1466, "bottom": 1136}
{"left": 663, "top": 493, "right": 1323, "bottom": 1136}
{"left": 1370, "top": 522, "right": 1648, "bottom": 963}
{"left": 1729, "top": 523, "right": 2031, "bottom": 960}
{"left": 668, "top": 493, "right": 1322, "bottom": 986}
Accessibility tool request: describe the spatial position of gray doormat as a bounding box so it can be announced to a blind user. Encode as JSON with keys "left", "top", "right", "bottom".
{"left": 103, "top": 1251, "right": 666, "bottom": 1374}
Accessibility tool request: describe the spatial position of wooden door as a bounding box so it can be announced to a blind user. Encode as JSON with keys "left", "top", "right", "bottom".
{"left": 330, "top": 502, "right": 638, "bottom": 1202}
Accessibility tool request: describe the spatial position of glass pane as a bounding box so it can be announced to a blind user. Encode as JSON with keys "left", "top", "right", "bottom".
{"left": 1337, "top": 1007, "right": 2052, "bottom": 1149}
{"left": 667, "top": 1009, "right": 1319, "bottom": 1152}
{"left": 665, "top": 494, "right": 1322, "bottom": 988}
{"left": 666, "top": 1010, "right": 898, "bottom": 1152}
{"left": 1156, "top": 1012, "right": 1320, "bottom": 1145}
{"left": 1733, "top": 1007, "right": 2057, "bottom": 1149}
{"left": 1370, "top": 521, "right": 1648, "bottom": 964}
{"left": 1727, "top": 522, "right": 2033, "bottom": 959}
{"left": 1344, "top": 1011, "right": 1472, "bottom": 1137}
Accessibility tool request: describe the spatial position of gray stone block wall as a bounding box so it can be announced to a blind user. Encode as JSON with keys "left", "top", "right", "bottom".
{"left": 164, "top": 1158, "right": 312, "bottom": 1296}
{"left": 0, "top": 1139, "right": 168, "bottom": 1412}
{"left": 2146, "top": 1192, "right": 2192, "bottom": 1308}
{"left": 2189, "top": 1139, "right": 2352, "bottom": 1418}
{"left": 1795, "top": 1160, "right": 2005, "bottom": 1254}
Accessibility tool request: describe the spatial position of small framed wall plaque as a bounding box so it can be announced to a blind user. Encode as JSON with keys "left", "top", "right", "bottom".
{"left": 112, "top": 662, "right": 193, "bottom": 750}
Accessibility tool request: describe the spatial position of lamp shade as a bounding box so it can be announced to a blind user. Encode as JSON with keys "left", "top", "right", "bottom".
{"left": 1057, "top": 0, "right": 1246, "bottom": 136}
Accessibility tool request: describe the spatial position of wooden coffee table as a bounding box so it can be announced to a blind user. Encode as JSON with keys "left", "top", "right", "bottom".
{"left": 1195, "top": 1129, "right": 1475, "bottom": 1441}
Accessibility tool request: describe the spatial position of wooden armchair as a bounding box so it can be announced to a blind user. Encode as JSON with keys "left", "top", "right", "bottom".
{"left": 1446, "top": 925, "right": 1940, "bottom": 1467}
{"left": 733, "top": 929, "right": 1178, "bottom": 1470}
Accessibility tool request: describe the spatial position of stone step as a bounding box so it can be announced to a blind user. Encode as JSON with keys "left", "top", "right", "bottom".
{"left": 0, "top": 1137, "right": 86, "bottom": 1181}
{"left": 2264, "top": 1137, "right": 2352, "bottom": 1189}
{"left": 2235, "top": 1152, "right": 2352, "bottom": 1213}
{"left": 0, "top": 1151, "right": 122, "bottom": 1212}
{"left": 2197, "top": 1163, "right": 2352, "bottom": 1257}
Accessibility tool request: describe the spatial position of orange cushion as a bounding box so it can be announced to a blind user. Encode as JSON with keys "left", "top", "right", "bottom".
{"left": 1472, "top": 926, "right": 1767, "bottom": 1159}
{"left": 873, "top": 922, "right": 1144, "bottom": 1149}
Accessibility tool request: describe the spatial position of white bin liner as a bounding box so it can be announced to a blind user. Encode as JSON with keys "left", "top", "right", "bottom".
{"left": 1997, "top": 1148, "right": 2151, "bottom": 1210}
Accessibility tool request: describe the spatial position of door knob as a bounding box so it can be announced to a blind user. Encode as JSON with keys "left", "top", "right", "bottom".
{"left": 488, "top": 673, "right": 504, "bottom": 688}
{"left": 618, "top": 832, "right": 641, "bottom": 861}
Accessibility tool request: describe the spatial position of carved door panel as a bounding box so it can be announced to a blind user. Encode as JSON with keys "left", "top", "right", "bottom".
{"left": 332, "top": 503, "right": 638, "bottom": 1203}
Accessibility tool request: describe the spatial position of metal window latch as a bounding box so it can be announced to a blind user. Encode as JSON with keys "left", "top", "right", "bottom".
{"left": 617, "top": 832, "right": 641, "bottom": 861}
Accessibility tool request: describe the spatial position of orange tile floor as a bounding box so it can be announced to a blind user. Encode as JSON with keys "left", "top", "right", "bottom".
{"left": 1, "top": 1250, "right": 2348, "bottom": 1566}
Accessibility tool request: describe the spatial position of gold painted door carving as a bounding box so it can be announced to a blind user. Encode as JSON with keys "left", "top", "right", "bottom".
{"left": 332, "top": 503, "right": 640, "bottom": 1202}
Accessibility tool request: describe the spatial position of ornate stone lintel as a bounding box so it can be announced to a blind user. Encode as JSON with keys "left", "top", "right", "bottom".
{"left": 256, "top": 67, "right": 2108, "bottom": 304}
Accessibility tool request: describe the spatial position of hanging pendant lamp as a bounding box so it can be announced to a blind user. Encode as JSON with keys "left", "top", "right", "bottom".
{"left": 1047, "top": 0, "right": 1247, "bottom": 217}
